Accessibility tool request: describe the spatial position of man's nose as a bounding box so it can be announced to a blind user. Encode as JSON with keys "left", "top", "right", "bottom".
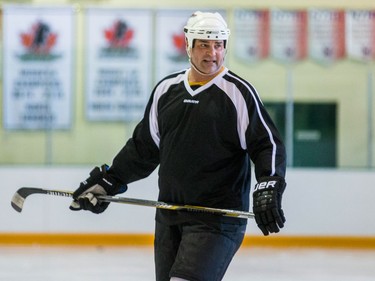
{"left": 206, "top": 45, "right": 216, "bottom": 55}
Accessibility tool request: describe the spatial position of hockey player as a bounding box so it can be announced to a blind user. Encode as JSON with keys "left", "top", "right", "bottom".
{"left": 70, "top": 11, "right": 287, "bottom": 281}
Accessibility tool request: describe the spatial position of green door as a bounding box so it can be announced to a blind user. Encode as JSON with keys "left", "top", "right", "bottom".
{"left": 264, "top": 102, "right": 337, "bottom": 167}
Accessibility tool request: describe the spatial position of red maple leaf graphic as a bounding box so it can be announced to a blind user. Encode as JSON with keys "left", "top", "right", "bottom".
{"left": 46, "top": 34, "right": 57, "bottom": 50}
{"left": 20, "top": 22, "right": 58, "bottom": 54}
{"left": 20, "top": 33, "right": 33, "bottom": 48}
{"left": 104, "top": 20, "right": 134, "bottom": 48}
{"left": 172, "top": 32, "right": 186, "bottom": 55}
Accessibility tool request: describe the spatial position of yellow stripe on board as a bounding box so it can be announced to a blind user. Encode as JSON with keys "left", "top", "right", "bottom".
{"left": 0, "top": 233, "right": 154, "bottom": 246}
{"left": 241, "top": 235, "right": 375, "bottom": 250}
{"left": 1, "top": 234, "right": 375, "bottom": 249}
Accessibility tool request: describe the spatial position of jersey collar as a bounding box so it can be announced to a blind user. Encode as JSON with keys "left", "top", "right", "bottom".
{"left": 184, "top": 67, "right": 228, "bottom": 96}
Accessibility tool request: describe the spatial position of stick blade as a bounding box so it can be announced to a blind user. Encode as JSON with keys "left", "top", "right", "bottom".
{"left": 11, "top": 191, "right": 25, "bottom": 212}
{"left": 11, "top": 187, "right": 47, "bottom": 213}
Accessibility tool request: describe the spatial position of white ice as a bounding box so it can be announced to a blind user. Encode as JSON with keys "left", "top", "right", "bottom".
{"left": 0, "top": 246, "right": 375, "bottom": 281}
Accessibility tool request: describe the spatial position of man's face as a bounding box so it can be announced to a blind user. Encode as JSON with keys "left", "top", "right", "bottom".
{"left": 189, "top": 39, "right": 226, "bottom": 76}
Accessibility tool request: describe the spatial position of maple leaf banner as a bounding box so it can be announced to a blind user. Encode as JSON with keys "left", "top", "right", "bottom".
{"left": 346, "top": 10, "right": 375, "bottom": 62}
{"left": 2, "top": 5, "right": 74, "bottom": 130}
{"left": 309, "top": 9, "right": 346, "bottom": 64}
{"left": 85, "top": 8, "right": 152, "bottom": 121}
{"left": 270, "top": 9, "right": 308, "bottom": 63}
{"left": 233, "top": 9, "right": 270, "bottom": 63}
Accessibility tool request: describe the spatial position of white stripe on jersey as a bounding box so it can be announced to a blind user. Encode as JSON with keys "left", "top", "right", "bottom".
{"left": 149, "top": 72, "right": 185, "bottom": 147}
{"left": 225, "top": 72, "right": 277, "bottom": 176}
{"left": 216, "top": 79, "right": 249, "bottom": 150}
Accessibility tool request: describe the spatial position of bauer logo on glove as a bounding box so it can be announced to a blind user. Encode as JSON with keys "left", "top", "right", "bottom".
{"left": 254, "top": 180, "right": 277, "bottom": 191}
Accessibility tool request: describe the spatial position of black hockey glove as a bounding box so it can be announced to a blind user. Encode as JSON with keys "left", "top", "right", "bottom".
{"left": 69, "top": 164, "right": 127, "bottom": 214}
{"left": 253, "top": 176, "right": 286, "bottom": 236}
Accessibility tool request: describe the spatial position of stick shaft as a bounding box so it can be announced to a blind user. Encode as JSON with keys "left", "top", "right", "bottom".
{"left": 11, "top": 187, "right": 254, "bottom": 219}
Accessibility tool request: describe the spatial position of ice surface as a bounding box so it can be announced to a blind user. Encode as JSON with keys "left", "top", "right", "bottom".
{"left": 0, "top": 246, "right": 374, "bottom": 281}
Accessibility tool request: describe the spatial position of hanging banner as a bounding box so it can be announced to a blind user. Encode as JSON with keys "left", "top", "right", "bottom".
{"left": 3, "top": 5, "right": 74, "bottom": 130}
{"left": 233, "top": 8, "right": 270, "bottom": 63}
{"left": 346, "top": 10, "right": 375, "bottom": 62}
{"left": 309, "top": 9, "right": 346, "bottom": 64}
{"left": 85, "top": 8, "right": 152, "bottom": 121}
{"left": 155, "top": 9, "right": 227, "bottom": 82}
{"left": 271, "top": 9, "right": 308, "bottom": 63}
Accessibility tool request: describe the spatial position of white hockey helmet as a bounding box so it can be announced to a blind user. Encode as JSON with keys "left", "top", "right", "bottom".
{"left": 184, "top": 11, "right": 230, "bottom": 49}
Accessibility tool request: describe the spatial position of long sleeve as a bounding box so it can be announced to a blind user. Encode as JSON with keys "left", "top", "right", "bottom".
{"left": 107, "top": 70, "right": 187, "bottom": 185}
{"left": 109, "top": 93, "right": 160, "bottom": 185}
{"left": 246, "top": 104, "right": 286, "bottom": 180}
{"left": 224, "top": 70, "right": 286, "bottom": 181}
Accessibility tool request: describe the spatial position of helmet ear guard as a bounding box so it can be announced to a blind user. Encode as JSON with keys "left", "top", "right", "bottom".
{"left": 184, "top": 11, "right": 230, "bottom": 50}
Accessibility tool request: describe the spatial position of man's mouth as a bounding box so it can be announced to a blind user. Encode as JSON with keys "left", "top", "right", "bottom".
{"left": 203, "top": 60, "right": 216, "bottom": 65}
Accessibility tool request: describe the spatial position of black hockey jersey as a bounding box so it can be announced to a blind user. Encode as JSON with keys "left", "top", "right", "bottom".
{"left": 110, "top": 67, "right": 286, "bottom": 225}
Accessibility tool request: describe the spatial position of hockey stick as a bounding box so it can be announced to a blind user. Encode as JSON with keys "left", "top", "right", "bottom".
{"left": 11, "top": 187, "right": 254, "bottom": 219}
